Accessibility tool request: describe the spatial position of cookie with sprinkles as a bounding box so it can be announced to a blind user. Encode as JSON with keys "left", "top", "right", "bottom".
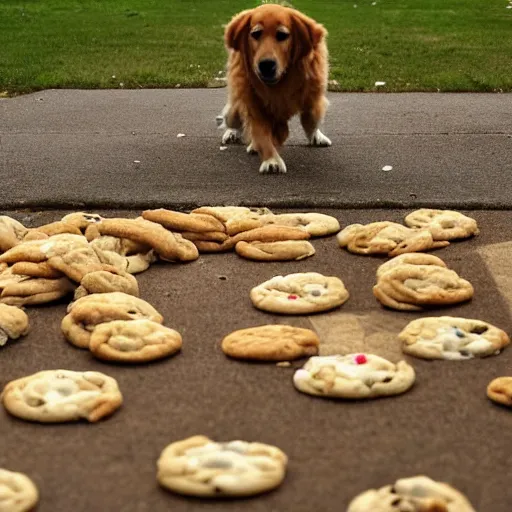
{"left": 293, "top": 353, "right": 415, "bottom": 399}
{"left": 250, "top": 272, "right": 349, "bottom": 314}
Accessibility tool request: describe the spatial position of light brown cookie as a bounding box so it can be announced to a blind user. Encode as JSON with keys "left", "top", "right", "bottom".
{"left": 250, "top": 272, "right": 349, "bottom": 314}
{"left": 399, "top": 317, "right": 509, "bottom": 360}
{"left": 190, "top": 206, "right": 273, "bottom": 235}
{"left": 0, "top": 216, "right": 28, "bottom": 252}
{"left": 235, "top": 240, "right": 315, "bottom": 261}
{"left": 264, "top": 213, "right": 341, "bottom": 237}
{"left": 404, "top": 209, "right": 479, "bottom": 240}
{"left": 192, "top": 240, "right": 232, "bottom": 253}
{"left": 89, "top": 319, "right": 182, "bottom": 363}
{"left": 29, "top": 220, "right": 82, "bottom": 237}
{"left": 157, "top": 435, "right": 287, "bottom": 498}
{"left": 190, "top": 206, "right": 262, "bottom": 222}
{"left": 180, "top": 231, "right": 229, "bottom": 243}
{"left": 347, "top": 475, "right": 476, "bottom": 512}
{"left": 94, "top": 218, "right": 199, "bottom": 262}
{"left": 0, "top": 468, "right": 39, "bottom": 512}
{"left": 46, "top": 245, "right": 113, "bottom": 282}
{"left": 62, "top": 292, "right": 164, "bottom": 348}
{"left": 487, "top": 377, "right": 512, "bottom": 407}
{"left": 0, "top": 234, "right": 89, "bottom": 264}
{"left": 1, "top": 369, "right": 123, "bottom": 423}
{"left": 222, "top": 325, "right": 319, "bottom": 361}
{"left": 61, "top": 212, "right": 104, "bottom": 232}
{"left": 1, "top": 277, "right": 75, "bottom": 306}
{"left": 373, "top": 265, "right": 474, "bottom": 311}
{"left": 0, "top": 303, "right": 30, "bottom": 347}
{"left": 142, "top": 208, "right": 225, "bottom": 233}
{"left": 223, "top": 225, "right": 310, "bottom": 251}
{"left": 293, "top": 354, "right": 415, "bottom": 399}
{"left": 337, "top": 221, "right": 449, "bottom": 257}
{"left": 11, "top": 261, "right": 64, "bottom": 279}
{"left": 376, "top": 252, "right": 447, "bottom": 279}
{"left": 74, "top": 270, "right": 139, "bottom": 299}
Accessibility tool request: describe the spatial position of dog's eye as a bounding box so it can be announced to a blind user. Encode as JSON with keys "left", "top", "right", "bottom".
{"left": 276, "top": 31, "right": 289, "bottom": 42}
{"left": 251, "top": 30, "right": 263, "bottom": 41}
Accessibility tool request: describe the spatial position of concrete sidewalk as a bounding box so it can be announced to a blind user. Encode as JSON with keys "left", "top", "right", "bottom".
{"left": 1, "top": 89, "right": 511, "bottom": 210}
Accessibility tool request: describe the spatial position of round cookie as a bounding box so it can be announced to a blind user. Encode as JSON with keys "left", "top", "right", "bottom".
{"left": 235, "top": 240, "right": 315, "bottom": 261}
{"left": 157, "top": 435, "right": 288, "bottom": 498}
{"left": 293, "top": 354, "right": 415, "bottom": 399}
{"left": 265, "top": 213, "right": 340, "bottom": 237}
{"left": 1, "top": 369, "right": 123, "bottom": 423}
{"left": 404, "top": 208, "right": 479, "bottom": 240}
{"left": 61, "top": 292, "right": 164, "bottom": 348}
{"left": 0, "top": 468, "right": 39, "bottom": 512}
{"left": 399, "top": 317, "right": 510, "bottom": 360}
{"left": 373, "top": 265, "right": 474, "bottom": 311}
{"left": 0, "top": 304, "right": 30, "bottom": 347}
{"left": 222, "top": 325, "right": 320, "bottom": 361}
{"left": 347, "top": 475, "right": 476, "bottom": 512}
{"left": 89, "top": 319, "right": 182, "bottom": 363}
{"left": 376, "top": 252, "right": 447, "bottom": 279}
{"left": 250, "top": 272, "right": 349, "bottom": 315}
{"left": 487, "top": 377, "right": 512, "bottom": 408}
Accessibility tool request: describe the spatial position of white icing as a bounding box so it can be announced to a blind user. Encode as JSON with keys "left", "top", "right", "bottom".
{"left": 298, "top": 355, "right": 394, "bottom": 387}
{"left": 417, "top": 326, "right": 494, "bottom": 359}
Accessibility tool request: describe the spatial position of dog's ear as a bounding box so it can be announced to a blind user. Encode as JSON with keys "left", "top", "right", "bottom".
{"left": 225, "top": 10, "right": 253, "bottom": 51}
{"left": 291, "top": 11, "right": 327, "bottom": 61}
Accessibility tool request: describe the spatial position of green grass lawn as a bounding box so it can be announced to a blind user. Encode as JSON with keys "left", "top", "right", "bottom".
{"left": 1, "top": 0, "right": 511, "bottom": 94}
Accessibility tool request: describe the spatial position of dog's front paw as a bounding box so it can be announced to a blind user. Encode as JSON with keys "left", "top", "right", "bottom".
{"left": 221, "top": 128, "right": 242, "bottom": 145}
{"left": 259, "top": 156, "right": 287, "bottom": 174}
{"left": 310, "top": 129, "right": 332, "bottom": 147}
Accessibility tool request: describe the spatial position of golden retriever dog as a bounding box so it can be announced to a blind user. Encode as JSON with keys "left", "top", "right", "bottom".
{"left": 218, "top": 3, "right": 331, "bottom": 174}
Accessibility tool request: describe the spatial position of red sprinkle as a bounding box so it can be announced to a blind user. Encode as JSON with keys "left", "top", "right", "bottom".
{"left": 288, "top": 294, "right": 299, "bottom": 300}
{"left": 355, "top": 354, "right": 367, "bottom": 365}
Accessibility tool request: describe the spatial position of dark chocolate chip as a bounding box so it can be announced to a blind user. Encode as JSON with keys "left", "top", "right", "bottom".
{"left": 470, "top": 325, "right": 488, "bottom": 334}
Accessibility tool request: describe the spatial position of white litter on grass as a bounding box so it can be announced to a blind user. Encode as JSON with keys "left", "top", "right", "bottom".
{"left": 220, "top": 146, "right": 228, "bottom": 151}
{"left": 375, "top": 81, "right": 386, "bottom": 87}
{"left": 507, "top": 5, "right": 512, "bottom": 8}
{"left": 133, "top": 160, "right": 141, "bottom": 164}
{"left": 372, "top": 1, "right": 377, "bottom": 4}
{"left": 382, "top": 165, "right": 393, "bottom": 172}
{"left": 177, "top": 133, "right": 186, "bottom": 138}
{"left": 119, "top": 82, "right": 124, "bottom": 87}
{"left": 112, "top": 75, "right": 116, "bottom": 79}
{"left": 353, "top": 4, "right": 358, "bottom": 7}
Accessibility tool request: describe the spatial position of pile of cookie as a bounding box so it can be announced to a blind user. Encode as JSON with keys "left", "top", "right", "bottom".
{"left": 0, "top": 207, "right": 510, "bottom": 510}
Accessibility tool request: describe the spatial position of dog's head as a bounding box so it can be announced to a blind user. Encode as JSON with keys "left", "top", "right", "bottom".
{"left": 225, "top": 4, "right": 326, "bottom": 86}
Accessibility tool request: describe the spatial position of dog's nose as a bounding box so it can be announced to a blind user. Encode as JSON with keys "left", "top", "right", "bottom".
{"left": 258, "top": 59, "right": 277, "bottom": 80}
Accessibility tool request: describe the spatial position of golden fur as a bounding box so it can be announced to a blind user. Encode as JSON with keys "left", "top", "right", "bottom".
{"left": 221, "top": 4, "right": 331, "bottom": 173}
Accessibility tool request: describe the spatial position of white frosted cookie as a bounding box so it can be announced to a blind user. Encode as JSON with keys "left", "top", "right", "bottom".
{"left": 399, "top": 317, "right": 510, "bottom": 360}
{"left": 293, "top": 354, "right": 415, "bottom": 399}
{"left": 0, "top": 304, "right": 30, "bottom": 347}
{"left": 0, "top": 468, "right": 39, "bottom": 512}
{"left": 157, "top": 435, "right": 287, "bottom": 497}
{"left": 222, "top": 325, "right": 319, "bottom": 361}
{"left": 404, "top": 209, "right": 479, "bottom": 241}
{"left": 376, "top": 253, "right": 447, "bottom": 279}
{"left": 250, "top": 272, "right": 349, "bottom": 314}
{"left": 1, "top": 369, "right": 123, "bottom": 423}
{"left": 89, "top": 319, "right": 182, "bottom": 363}
{"left": 347, "top": 475, "right": 476, "bottom": 512}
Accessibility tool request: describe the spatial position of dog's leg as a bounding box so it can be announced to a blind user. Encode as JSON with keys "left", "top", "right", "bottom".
{"left": 219, "top": 103, "right": 243, "bottom": 145}
{"left": 300, "top": 99, "right": 332, "bottom": 147}
{"left": 250, "top": 121, "right": 287, "bottom": 174}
